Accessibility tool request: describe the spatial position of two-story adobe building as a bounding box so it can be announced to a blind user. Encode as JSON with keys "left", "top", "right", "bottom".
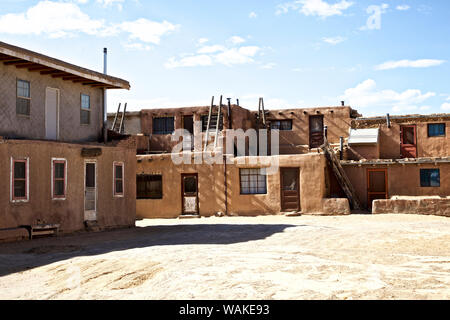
{"left": 0, "top": 41, "right": 136, "bottom": 242}
{"left": 109, "top": 101, "right": 449, "bottom": 218}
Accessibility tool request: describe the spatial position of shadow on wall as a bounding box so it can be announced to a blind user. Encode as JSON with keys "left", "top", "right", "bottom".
{"left": 0, "top": 223, "right": 296, "bottom": 277}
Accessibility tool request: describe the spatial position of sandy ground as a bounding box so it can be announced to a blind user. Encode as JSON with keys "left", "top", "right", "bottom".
{"left": 0, "top": 214, "right": 449, "bottom": 300}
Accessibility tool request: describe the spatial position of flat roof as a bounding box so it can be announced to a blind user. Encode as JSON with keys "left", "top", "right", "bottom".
{"left": 0, "top": 41, "right": 130, "bottom": 90}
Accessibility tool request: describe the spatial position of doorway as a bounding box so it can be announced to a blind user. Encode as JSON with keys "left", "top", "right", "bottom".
{"left": 280, "top": 168, "right": 300, "bottom": 212}
{"left": 84, "top": 161, "right": 97, "bottom": 221}
{"left": 309, "top": 115, "right": 324, "bottom": 148}
{"left": 181, "top": 173, "right": 198, "bottom": 215}
{"left": 400, "top": 125, "right": 417, "bottom": 158}
{"left": 45, "top": 87, "right": 59, "bottom": 140}
{"left": 367, "top": 169, "right": 388, "bottom": 210}
{"left": 183, "top": 115, "right": 194, "bottom": 151}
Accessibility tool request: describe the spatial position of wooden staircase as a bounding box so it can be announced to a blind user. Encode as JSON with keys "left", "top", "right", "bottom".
{"left": 321, "top": 139, "right": 362, "bottom": 210}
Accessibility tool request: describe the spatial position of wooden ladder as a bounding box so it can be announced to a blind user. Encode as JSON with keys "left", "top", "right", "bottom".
{"left": 321, "top": 139, "right": 362, "bottom": 210}
{"left": 204, "top": 96, "right": 223, "bottom": 151}
{"left": 111, "top": 102, "right": 127, "bottom": 134}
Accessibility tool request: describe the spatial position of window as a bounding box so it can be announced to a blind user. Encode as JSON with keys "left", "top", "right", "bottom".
{"left": 270, "top": 120, "right": 292, "bottom": 130}
{"left": 114, "top": 162, "right": 124, "bottom": 196}
{"left": 80, "top": 94, "right": 90, "bottom": 125}
{"left": 428, "top": 123, "right": 445, "bottom": 137}
{"left": 11, "top": 158, "right": 28, "bottom": 201}
{"left": 153, "top": 117, "right": 174, "bottom": 134}
{"left": 201, "top": 115, "right": 223, "bottom": 132}
{"left": 420, "top": 169, "right": 440, "bottom": 187}
{"left": 16, "top": 80, "right": 30, "bottom": 116}
{"left": 137, "top": 174, "right": 162, "bottom": 199}
{"left": 52, "top": 159, "right": 67, "bottom": 199}
{"left": 240, "top": 168, "right": 267, "bottom": 195}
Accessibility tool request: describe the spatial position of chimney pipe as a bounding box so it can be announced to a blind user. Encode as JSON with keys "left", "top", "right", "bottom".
{"left": 236, "top": 98, "right": 239, "bottom": 106}
{"left": 103, "top": 48, "right": 108, "bottom": 143}
{"left": 386, "top": 113, "right": 391, "bottom": 128}
{"left": 341, "top": 101, "right": 345, "bottom": 106}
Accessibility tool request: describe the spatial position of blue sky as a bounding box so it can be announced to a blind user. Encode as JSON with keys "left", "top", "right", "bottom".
{"left": 1, "top": 0, "right": 449, "bottom": 116}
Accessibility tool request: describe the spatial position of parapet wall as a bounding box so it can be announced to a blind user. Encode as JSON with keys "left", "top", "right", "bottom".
{"left": 372, "top": 198, "right": 450, "bottom": 217}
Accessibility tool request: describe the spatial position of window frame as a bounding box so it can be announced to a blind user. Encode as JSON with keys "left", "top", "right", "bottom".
{"left": 152, "top": 116, "right": 175, "bottom": 135}
{"left": 51, "top": 158, "right": 67, "bottom": 200}
{"left": 10, "top": 157, "right": 29, "bottom": 202}
{"left": 113, "top": 162, "right": 125, "bottom": 197}
{"left": 270, "top": 119, "right": 293, "bottom": 131}
{"left": 136, "top": 174, "right": 163, "bottom": 199}
{"left": 80, "top": 94, "right": 91, "bottom": 125}
{"left": 427, "top": 123, "right": 446, "bottom": 138}
{"left": 200, "top": 114, "right": 224, "bottom": 132}
{"left": 239, "top": 168, "right": 267, "bottom": 195}
{"left": 420, "top": 168, "right": 440, "bottom": 188}
{"left": 16, "top": 79, "right": 31, "bottom": 116}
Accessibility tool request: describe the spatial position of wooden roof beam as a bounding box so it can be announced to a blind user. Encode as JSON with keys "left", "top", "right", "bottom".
{"left": 40, "top": 70, "right": 61, "bottom": 75}
{"left": 15, "top": 63, "right": 38, "bottom": 69}
{"left": 3, "top": 59, "right": 28, "bottom": 65}
{"left": 28, "top": 66, "right": 53, "bottom": 72}
{"left": 82, "top": 82, "right": 100, "bottom": 86}
{"left": 51, "top": 73, "right": 71, "bottom": 78}
{"left": 63, "top": 75, "right": 84, "bottom": 81}
{"left": 72, "top": 79, "right": 88, "bottom": 83}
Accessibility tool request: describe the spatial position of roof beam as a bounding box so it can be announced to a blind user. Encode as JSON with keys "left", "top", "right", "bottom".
{"left": 3, "top": 59, "right": 28, "bottom": 65}
{"left": 51, "top": 73, "right": 71, "bottom": 78}
{"left": 15, "top": 63, "right": 38, "bottom": 69}
{"left": 63, "top": 75, "right": 84, "bottom": 81}
{"left": 40, "top": 70, "right": 61, "bottom": 75}
{"left": 82, "top": 82, "right": 100, "bottom": 86}
{"left": 28, "top": 66, "right": 52, "bottom": 72}
{"left": 72, "top": 79, "right": 87, "bottom": 83}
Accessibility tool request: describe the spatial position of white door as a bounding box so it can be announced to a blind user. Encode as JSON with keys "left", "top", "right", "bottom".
{"left": 84, "top": 161, "right": 97, "bottom": 221}
{"left": 45, "top": 88, "right": 59, "bottom": 140}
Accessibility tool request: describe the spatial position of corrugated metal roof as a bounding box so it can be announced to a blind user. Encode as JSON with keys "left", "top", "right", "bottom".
{"left": 348, "top": 128, "right": 379, "bottom": 144}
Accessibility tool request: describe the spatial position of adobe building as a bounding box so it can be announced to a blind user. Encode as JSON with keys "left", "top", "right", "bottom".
{"left": 0, "top": 41, "right": 136, "bottom": 242}
{"left": 110, "top": 101, "right": 449, "bottom": 219}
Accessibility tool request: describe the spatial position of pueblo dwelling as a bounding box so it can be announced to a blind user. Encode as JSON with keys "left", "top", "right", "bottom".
{"left": 0, "top": 41, "right": 136, "bottom": 242}
{"left": 108, "top": 100, "right": 449, "bottom": 219}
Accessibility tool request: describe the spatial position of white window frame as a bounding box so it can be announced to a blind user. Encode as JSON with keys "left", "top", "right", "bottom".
{"left": 10, "top": 157, "right": 30, "bottom": 203}
{"left": 113, "top": 161, "right": 125, "bottom": 197}
{"left": 51, "top": 158, "right": 67, "bottom": 200}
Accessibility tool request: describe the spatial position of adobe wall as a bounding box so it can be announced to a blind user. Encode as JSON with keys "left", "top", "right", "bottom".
{"left": 136, "top": 153, "right": 327, "bottom": 218}
{"left": 372, "top": 198, "right": 450, "bottom": 217}
{"left": 0, "top": 63, "right": 104, "bottom": 142}
{"left": 107, "top": 112, "right": 142, "bottom": 135}
{"left": 262, "top": 107, "right": 353, "bottom": 154}
{"left": 0, "top": 139, "right": 136, "bottom": 233}
{"left": 343, "top": 163, "right": 450, "bottom": 209}
{"left": 352, "top": 119, "right": 450, "bottom": 159}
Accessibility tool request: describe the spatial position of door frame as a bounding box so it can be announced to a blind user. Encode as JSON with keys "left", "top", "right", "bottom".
{"left": 181, "top": 173, "right": 199, "bottom": 215}
{"left": 45, "top": 87, "right": 60, "bottom": 140}
{"left": 84, "top": 159, "right": 98, "bottom": 221}
{"left": 400, "top": 125, "right": 417, "bottom": 158}
{"left": 280, "top": 167, "right": 300, "bottom": 212}
{"left": 367, "top": 168, "right": 388, "bottom": 209}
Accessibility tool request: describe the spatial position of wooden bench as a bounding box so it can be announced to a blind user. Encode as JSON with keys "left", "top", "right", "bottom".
{"left": 22, "top": 224, "right": 60, "bottom": 239}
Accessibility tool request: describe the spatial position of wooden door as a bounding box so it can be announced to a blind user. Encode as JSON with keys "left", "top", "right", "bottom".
{"left": 45, "top": 88, "right": 59, "bottom": 140}
{"left": 280, "top": 168, "right": 300, "bottom": 212}
{"left": 367, "top": 169, "right": 388, "bottom": 209}
{"left": 181, "top": 173, "right": 198, "bottom": 215}
{"left": 400, "top": 125, "right": 417, "bottom": 158}
{"left": 309, "top": 115, "right": 324, "bottom": 148}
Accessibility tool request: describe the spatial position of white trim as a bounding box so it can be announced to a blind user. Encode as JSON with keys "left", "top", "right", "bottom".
{"left": 84, "top": 159, "right": 98, "bottom": 221}
{"left": 10, "top": 157, "right": 30, "bottom": 203}
{"left": 113, "top": 161, "right": 125, "bottom": 198}
{"left": 51, "top": 158, "right": 67, "bottom": 201}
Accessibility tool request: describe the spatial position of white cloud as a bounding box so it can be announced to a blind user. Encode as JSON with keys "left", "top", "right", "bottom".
{"left": 197, "top": 38, "right": 209, "bottom": 45}
{"left": 215, "top": 46, "right": 260, "bottom": 66}
{"left": 276, "top": 0, "right": 353, "bottom": 18}
{"left": 375, "top": 59, "right": 446, "bottom": 70}
{"left": 123, "top": 42, "right": 151, "bottom": 51}
{"left": 341, "top": 79, "right": 436, "bottom": 112}
{"left": 396, "top": 5, "right": 410, "bottom": 11}
{"left": 322, "top": 36, "right": 346, "bottom": 45}
{"left": 249, "top": 12, "right": 258, "bottom": 18}
{"left": 97, "top": 0, "right": 124, "bottom": 6}
{"left": 0, "top": 1, "right": 177, "bottom": 46}
{"left": 441, "top": 103, "right": 450, "bottom": 111}
{"left": 361, "top": 3, "right": 389, "bottom": 30}
{"left": 228, "top": 36, "right": 246, "bottom": 45}
{"left": 260, "top": 62, "right": 277, "bottom": 69}
{"left": 197, "top": 45, "right": 226, "bottom": 54}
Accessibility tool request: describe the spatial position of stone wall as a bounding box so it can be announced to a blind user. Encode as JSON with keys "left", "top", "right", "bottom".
{"left": 372, "top": 198, "right": 450, "bottom": 217}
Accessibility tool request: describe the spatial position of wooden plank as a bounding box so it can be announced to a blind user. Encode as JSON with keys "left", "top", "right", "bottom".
{"left": 15, "top": 63, "right": 37, "bottom": 69}
{"left": 3, "top": 59, "right": 27, "bottom": 65}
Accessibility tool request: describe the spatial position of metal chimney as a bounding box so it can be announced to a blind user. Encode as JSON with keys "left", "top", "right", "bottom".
{"left": 103, "top": 48, "right": 108, "bottom": 143}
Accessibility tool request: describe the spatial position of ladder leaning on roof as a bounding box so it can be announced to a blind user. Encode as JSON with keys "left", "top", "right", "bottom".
{"left": 204, "top": 95, "right": 223, "bottom": 151}
{"left": 111, "top": 102, "right": 127, "bottom": 134}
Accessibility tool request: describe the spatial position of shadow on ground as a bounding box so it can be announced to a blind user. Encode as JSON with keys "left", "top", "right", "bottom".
{"left": 0, "top": 223, "right": 297, "bottom": 277}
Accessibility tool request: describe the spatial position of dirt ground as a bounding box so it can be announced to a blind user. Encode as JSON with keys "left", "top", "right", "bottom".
{"left": 0, "top": 214, "right": 449, "bottom": 300}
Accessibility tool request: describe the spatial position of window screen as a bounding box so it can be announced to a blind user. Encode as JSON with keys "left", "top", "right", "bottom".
{"left": 240, "top": 168, "right": 267, "bottom": 195}
{"left": 428, "top": 124, "right": 445, "bottom": 137}
{"left": 137, "top": 175, "right": 162, "bottom": 199}
{"left": 153, "top": 117, "right": 175, "bottom": 134}
{"left": 270, "top": 120, "right": 292, "bottom": 130}
{"left": 420, "top": 169, "right": 440, "bottom": 187}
